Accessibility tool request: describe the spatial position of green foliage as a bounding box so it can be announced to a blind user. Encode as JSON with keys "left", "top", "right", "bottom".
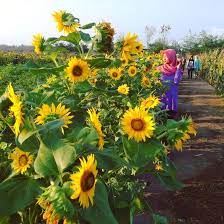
{"left": 80, "top": 180, "right": 118, "bottom": 224}
{"left": 200, "top": 49, "right": 224, "bottom": 95}
{"left": 122, "top": 137, "right": 164, "bottom": 168}
{"left": 153, "top": 213, "right": 169, "bottom": 224}
{"left": 0, "top": 177, "right": 41, "bottom": 216}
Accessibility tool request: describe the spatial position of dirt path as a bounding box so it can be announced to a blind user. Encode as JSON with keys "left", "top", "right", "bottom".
{"left": 135, "top": 76, "right": 224, "bottom": 224}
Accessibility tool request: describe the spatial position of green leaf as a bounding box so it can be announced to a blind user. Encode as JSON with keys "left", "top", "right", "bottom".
{"left": 34, "top": 141, "right": 59, "bottom": 177}
{"left": 94, "top": 149, "right": 127, "bottom": 170}
{"left": 81, "top": 23, "right": 96, "bottom": 29}
{"left": 76, "top": 126, "right": 98, "bottom": 146}
{"left": 16, "top": 128, "right": 39, "bottom": 152}
{"left": 152, "top": 213, "right": 169, "bottom": 224}
{"left": 80, "top": 180, "right": 118, "bottom": 224}
{"left": 59, "top": 32, "right": 81, "bottom": 45}
{"left": 0, "top": 177, "right": 41, "bottom": 216}
{"left": 79, "top": 31, "right": 91, "bottom": 42}
{"left": 122, "top": 137, "right": 163, "bottom": 168}
{"left": 75, "top": 80, "right": 92, "bottom": 92}
{"left": 156, "top": 174, "right": 184, "bottom": 191}
{"left": 87, "top": 57, "right": 112, "bottom": 69}
{"left": 156, "top": 157, "right": 184, "bottom": 191}
{"left": 24, "top": 62, "right": 66, "bottom": 75}
{"left": 34, "top": 139, "right": 76, "bottom": 177}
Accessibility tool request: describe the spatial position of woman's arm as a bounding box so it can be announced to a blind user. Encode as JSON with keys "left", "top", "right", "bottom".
{"left": 174, "top": 64, "right": 183, "bottom": 84}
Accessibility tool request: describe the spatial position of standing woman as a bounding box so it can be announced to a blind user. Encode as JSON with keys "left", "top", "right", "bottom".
{"left": 187, "top": 55, "right": 194, "bottom": 79}
{"left": 157, "top": 49, "right": 183, "bottom": 118}
{"left": 194, "top": 55, "right": 201, "bottom": 79}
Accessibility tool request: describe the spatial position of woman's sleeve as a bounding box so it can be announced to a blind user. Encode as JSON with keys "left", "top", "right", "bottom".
{"left": 174, "top": 68, "right": 183, "bottom": 84}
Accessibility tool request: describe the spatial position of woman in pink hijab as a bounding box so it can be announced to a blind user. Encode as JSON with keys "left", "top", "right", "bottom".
{"left": 157, "top": 49, "right": 183, "bottom": 117}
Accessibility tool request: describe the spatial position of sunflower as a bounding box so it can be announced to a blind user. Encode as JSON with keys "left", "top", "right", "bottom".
{"left": 153, "top": 159, "right": 163, "bottom": 171}
{"left": 135, "top": 42, "right": 143, "bottom": 53}
{"left": 87, "top": 108, "right": 104, "bottom": 150}
{"left": 141, "top": 76, "right": 151, "bottom": 88}
{"left": 140, "top": 95, "right": 160, "bottom": 109}
{"left": 52, "top": 10, "right": 80, "bottom": 34}
{"left": 121, "top": 33, "right": 142, "bottom": 61}
{"left": 35, "top": 103, "right": 73, "bottom": 133}
{"left": 65, "top": 57, "right": 90, "bottom": 83}
{"left": 70, "top": 154, "right": 98, "bottom": 208}
{"left": 32, "top": 34, "right": 45, "bottom": 55}
{"left": 174, "top": 118, "right": 197, "bottom": 151}
{"left": 174, "top": 139, "right": 183, "bottom": 151}
{"left": 9, "top": 148, "right": 33, "bottom": 174}
{"left": 187, "top": 118, "right": 197, "bottom": 136}
{"left": 128, "top": 65, "right": 137, "bottom": 77}
{"left": 117, "top": 84, "right": 129, "bottom": 95}
{"left": 121, "top": 107, "right": 155, "bottom": 142}
{"left": 120, "top": 57, "right": 128, "bottom": 66}
{"left": 108, "top": 68, "right": 122, "bottom": 80}
{"left": 7, "top": 83, "right": 24, "bottom": 136}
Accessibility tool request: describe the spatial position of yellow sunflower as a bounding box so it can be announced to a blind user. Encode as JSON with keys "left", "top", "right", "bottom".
{"left": 9, "top": 148, "right": 33, "bottom": 174}
{"left": 120, "top": 57, "right": 129, "bottom": 67}
{"left": 35, "top": 103, "right": 73, "bottom": 133}
{"left": 187, "top": 118, "right": 197, "bottom": 136}
{"left": 174, "top": 139, "right": 183, "bottom": 151}
{"left": 70, "top": 154, "right": 98, "bottom": 208}
{"left": 52, "top": 10, "right": 80, "bottom": 34}
{"left": 7, "top": 83, "right": 24, "bottom": 136}
{"left": 108, "top": 68, "right": 122, "bottom": 80}
{"left": 117, "top": 84, "right": 129, "bottom": 95}
{"left": 174, "top": 118, "right": 197, "bottom": 151}
{"left": 32, "top": 34, "right": 45, "bottom": 55}
{"left": 153, "top": 159, "right": 163, "bottom": 171}
{"left": 140, "top": 95, "right": 160, "bottom": 109}
{"left": 141, "top": 76, "right": 151, "bottom": 88}
{"left": 65, "top": 57, "right": 90, "bottom": 83}
{"left": 135, "top": 42, "right": 143, "bottom": 53}
{"left": 87, "top": 108, "right": 104, "bottom": 150}
{"left": 128, "top": 65, "right": 137, "bottom": 77}
{"left": 121, "top": 107, "right": 155, "bottom": 142}
{"left": 121, "top": 33, "right": 142, "bottom": 61}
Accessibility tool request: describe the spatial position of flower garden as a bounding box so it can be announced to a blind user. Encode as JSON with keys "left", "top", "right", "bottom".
{"left": 3, "top": 9, "right": 221, "bottom": 224}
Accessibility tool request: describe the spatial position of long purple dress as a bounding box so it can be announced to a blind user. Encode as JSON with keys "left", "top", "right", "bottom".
{"left": 161, "top": 68, "right": 183, "bottom": 112}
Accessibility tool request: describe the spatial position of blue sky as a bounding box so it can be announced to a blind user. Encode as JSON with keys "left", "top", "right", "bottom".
{"left": 0, "top": 0, "right": 224, "bottom": 45}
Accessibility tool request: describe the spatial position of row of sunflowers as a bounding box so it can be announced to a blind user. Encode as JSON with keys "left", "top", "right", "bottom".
{"left": 200, "top": 49, "right": 224, "bottom": 95}
{"left": 0, "top": 10, "right": 196, "bottom": 224}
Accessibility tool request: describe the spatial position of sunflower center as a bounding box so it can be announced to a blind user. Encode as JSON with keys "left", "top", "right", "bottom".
{"left": 81, "top": 171, "right": 95, "bottom": 192}
{"left": 19, "top": 155, "right": 28, "bottom": 166}
{"left": 44, "top": 114, "right": 60, "bottom": 123}
{"left": 72, "top": 66, "right": 83, "bottom": 77}
{"left": 112, "top": 72, "right": 118, "bottom": 77}
{"left": 131, "top": 69, "right": 136, "bottom": 74}
{"left": 131, "top": 119, "right": 145, "bottom": 131}
{"left": 144, "top": 79, "right": 149, "bottom": 85}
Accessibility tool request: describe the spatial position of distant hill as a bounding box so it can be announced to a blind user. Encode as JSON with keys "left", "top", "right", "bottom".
{"left": 0, "top": 45, "right": 33, "bottom": 52}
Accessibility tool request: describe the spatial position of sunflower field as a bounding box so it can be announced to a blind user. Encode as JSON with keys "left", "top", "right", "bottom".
{"left": 200, "top": 49, "right": 224, "bottom": 95}
{"left": 0, "top": 10, "right": 196, "bottom": 224}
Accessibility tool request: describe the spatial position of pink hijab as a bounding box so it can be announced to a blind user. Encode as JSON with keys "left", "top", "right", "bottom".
{"left": 157, "top": 49, "right": 177, "bottom": 75}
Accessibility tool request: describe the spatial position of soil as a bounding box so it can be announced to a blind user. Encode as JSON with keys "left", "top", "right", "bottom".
{"left": 135, "top": 75, "right": 224, "bottom": 224}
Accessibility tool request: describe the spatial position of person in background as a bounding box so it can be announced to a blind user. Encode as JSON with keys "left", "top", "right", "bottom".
{"left": 157, "top": 49, "right": 183, "bottom": 119}
{"left": 194, "top": 55, "right": 201, "bottom": 79}
{"left": 187, "top": 55, "right": 194, "bottom": 79}
{"left": 182, "top": 56, "right": 186, "bottom": 71}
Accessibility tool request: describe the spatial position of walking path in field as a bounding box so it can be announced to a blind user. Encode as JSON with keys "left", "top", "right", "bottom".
{"left": 135, "top": 75, "right": 224, "bottom": 224}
